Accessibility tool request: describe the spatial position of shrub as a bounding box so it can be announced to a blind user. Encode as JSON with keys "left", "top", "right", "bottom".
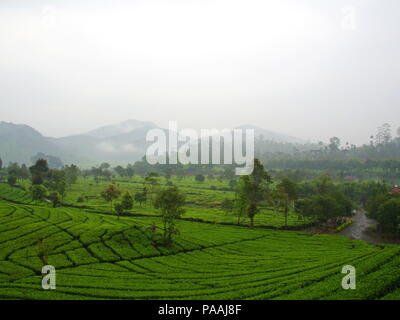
{"left": 77, "top": 196, "right": 86, "bottom": 203}
{"left": 31, "top": 185, "right": 48, "bottom": 200}
{"left": 336, "top": 219, "right": 353, "bottom": 232}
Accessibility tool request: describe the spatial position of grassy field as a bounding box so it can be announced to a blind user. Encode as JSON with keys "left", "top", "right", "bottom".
{"left": 0, "top": 180, "right": 399, "bottom": 300}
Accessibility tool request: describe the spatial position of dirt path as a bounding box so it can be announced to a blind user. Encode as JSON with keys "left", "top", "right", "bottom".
{"left": 339, "top": 211, "right": 379, "bottom": 244}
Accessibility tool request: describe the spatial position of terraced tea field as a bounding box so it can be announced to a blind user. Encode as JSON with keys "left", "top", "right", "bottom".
{"left": 60, "top": 177, "right": 313, "bottom": 228}
{"left": 0, "top": 197, "right": 399, "bottom": 300}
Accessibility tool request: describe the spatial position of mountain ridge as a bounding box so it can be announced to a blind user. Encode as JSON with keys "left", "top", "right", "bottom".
{"left": 0, "top": 120, "right": 306, "bottom": 165}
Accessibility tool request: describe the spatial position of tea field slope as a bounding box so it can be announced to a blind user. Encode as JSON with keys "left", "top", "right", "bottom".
{"left": 0, "top": 200, "right": 399, "bottom": 300}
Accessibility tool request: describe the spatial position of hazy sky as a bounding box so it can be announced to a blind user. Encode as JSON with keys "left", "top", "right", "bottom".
{"left": 0, "top": 0, "right": 399, "bottom": 145}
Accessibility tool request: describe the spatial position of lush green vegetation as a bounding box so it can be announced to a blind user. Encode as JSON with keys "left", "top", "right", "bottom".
{"left": 0, "top": 198, "right": 399, "bottom": 300}
{"left": 0, "top": 156, "right": 399, "bottom": 300}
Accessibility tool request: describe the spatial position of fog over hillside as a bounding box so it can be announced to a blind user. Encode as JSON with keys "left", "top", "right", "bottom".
{"left": 0, "top": 119, "right": 310, "bottom": 165}
{"left": 1, "top": 0, "right": 400, "bottom": 145}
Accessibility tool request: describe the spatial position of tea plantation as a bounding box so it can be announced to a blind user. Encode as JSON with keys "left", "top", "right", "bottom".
{"left": 0, "top": 195, "right": 399, "bottom": 299}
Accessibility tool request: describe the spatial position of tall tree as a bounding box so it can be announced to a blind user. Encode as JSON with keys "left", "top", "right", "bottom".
{"left": 101, "top": 183, "right": 122, "bottom": 211}
{"left": 377, "top": 199, "right": 400, "bottom": 235}
{"left": 154, "top": 186, "right": 185, "bottom": 244}
{"left": 328, "top": 137, "right": 341, "bottom": 152}
{"left": 121, "top": 191, "right": 134, "bottom": 210}
{"left": 273, "top": 177, "right": 298, "bottom": 226}
{"left": 45, "top": 169, "right": 67, "bottom": 199}
{"left": 114, "top": 191, "right": 134, "bottom": 219}
{"left": 29, "top": 159, "right": 49, "bottom": 185}
{"left": 144, "top": 172, "right": 160, "bottom": 205}
{"left": 63, "top": 164, "right": 80, "bottom": 184}
{"left": 235, "top": 159, "right": 272, "bottom": 227}
{"left": 375, "top": 123, "right": 392, "bottom": 145}
{"left": 134, "top": 191, "right": 146, "bottom": 207}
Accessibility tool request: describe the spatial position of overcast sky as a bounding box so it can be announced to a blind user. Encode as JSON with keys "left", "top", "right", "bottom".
{"left": 0, "top": 0, "right": 399, "bottom": 145}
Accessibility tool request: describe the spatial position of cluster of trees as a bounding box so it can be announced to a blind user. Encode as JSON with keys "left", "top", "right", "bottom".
{"left": 2, "top": 152, "right": 397, "bottom": 241}
{"left": 367, "top": 193, "right": 400, "bottom": 236}
{"left": 81, "top": 161, "right": 235, "bottom": 185}
{"left": 224, "top": 166, "right": 358, "bottom": 228}
{"left": 100, "top": 183, "right": 134, "bottom": 220}
{"left": 258, "top": 124, "right": 400, "bottom": 182}
{"left": 29, "top": 159, "right": 66, "bottom": 207}
{"left": 2, "top": 158, "right": 81, "bottom": 207}
{"left": 100, "top": 176, "right": 185, "bottom": 245}
{"left": 266, "top": 158, "right": 400, "bottom": 172}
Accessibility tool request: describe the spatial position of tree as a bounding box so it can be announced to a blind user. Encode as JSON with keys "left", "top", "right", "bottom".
{"left": 163, "top": 167, "right": 172, "bottom": 180}
{"left": 121, "top": 191, "right": 134, "bottom": 210}
{"left": 377, "top": 199, "right": 400, "bottom": 235}
{"left": 235, "top": 159, "right": 272, "bottom": 227}
{"left": 31, "top": 185, "right": 47, "bottom": 200}
{"left": 316, "top": 173, "right": 333, "bottom": 195}
{"left": 0, "top": 157, "right": 2, "bottom": 170}
{"left": 114, "top": 165, "right": 126, "bottom": 177}
{"left": 7, "top": 175, "right": 17, "bottom": 186}
{"left": 125, "top": 164, "right": 135, "bottom": 178}
{"left": 31, "top": 153, "right": 63, "bottom": 169}
{"left": 328, "top": 137, "right": 341, "bottom": 152}
{"left": 7, "top": 163, "right": 30, "bottom": 187}
{"left": 100, "top": 163, "right": 111, "bottom": 170}
{"left": 144, "top": 172, "right": 160, "bottom": 205}
{"left": 195, "top": 174, "right": 205, "bottom": 183}
{"left": 359, "top": 181, "right": 389, "bottom": 207}
{"left": 154, "top": 186, "right": 186, "bottom": 245}
{"left": 63, "top": 164, "right": 80, "bottom": 184}
{"left": 101, "top": 183, "right": 122, "bottom": 211}
{"left": 367, "top": 193, "right": 390, "bottom": 219}
{"left": 114, "top": 191, "right": 134, "bottom": 220}
{"left": 45, "top": 169, "right": 67, "bottom": 199}
{"left": 251, "top": 159, "right": 272, "bottom": 185}
{"left": 271, "top": 177, "right": 298, "bottom": 226}
{"left": 19, "top": 164, "right": 30, "bottom": 181}
{"left": 29, "top": 159, "right": 49, "bottom": 185}
{"left": 48, "top": 191, "right": 61, "bottom": 208}
{"left": 134, "top": 192, "right": 146, "bottom": 207}
{"left": 295, "top": 194, "right": 342, "bottom": 221}
{"left": 114, "top": 203, "right": 125, "bottom": 220}
{"left": 375, "top": 123, "right": 392, "bottom": 145}
{"left": 233, "top": 178, "right": 249, "bottom": 225}
{"left": 221, "top": 199, "right": 234, "bottom": 214}
{"left": 269, "top": 190, "right": 290, "bottom": 225}
{"left": 278, "top": 177, "right": 298, "bottom": 202}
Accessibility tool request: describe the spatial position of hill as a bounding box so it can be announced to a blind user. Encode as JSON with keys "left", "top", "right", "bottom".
{"left": 236, "top": 124, "right": 306, "bottom": 144}
{"left": 0, "top": 122, "right": 61, "bottom": 165}
{"left": 0, "top": 120, "right": 307, "bottom": 166}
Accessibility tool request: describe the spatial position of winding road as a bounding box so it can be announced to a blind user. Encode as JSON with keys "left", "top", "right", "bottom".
{"left": 339, "top": 211, "right": 379, "bottom": 244}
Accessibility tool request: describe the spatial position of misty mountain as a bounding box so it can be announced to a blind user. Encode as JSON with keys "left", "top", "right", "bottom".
{"left": 236, "top": 124, "right": 306, "bottom": 144}
{"left": 0, "top": 120, "right": 306, "bottom": 166}
{"left": 47, "top": 120, "right": 158, "bottom": 165}
{"left": 0, "top": 121, "right": 61, "bottom": 164}
{"left": 84, "top": 119, "right": 157, "bottom": 139}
